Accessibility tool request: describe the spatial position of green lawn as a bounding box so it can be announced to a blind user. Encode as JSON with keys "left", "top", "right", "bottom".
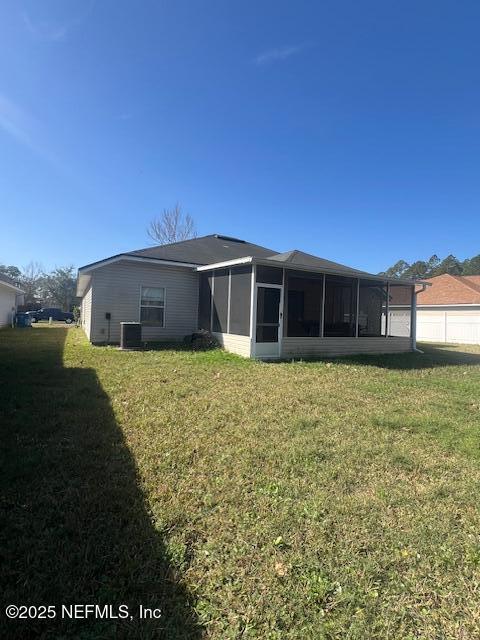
{"left": 2, "top": 325, "right": 480, "bottom": 639}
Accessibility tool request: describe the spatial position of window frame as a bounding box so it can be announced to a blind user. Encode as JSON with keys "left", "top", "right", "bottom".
{"left": 139, "top": 285, "right": 166, "bottom": 328}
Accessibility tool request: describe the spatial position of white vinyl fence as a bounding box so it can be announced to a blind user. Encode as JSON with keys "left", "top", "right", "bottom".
{"left": 390, "top": 308, "right": 480, "bottom": 345}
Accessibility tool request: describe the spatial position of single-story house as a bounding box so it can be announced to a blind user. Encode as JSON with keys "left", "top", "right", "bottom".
{"left": 0, "top": 274, "right": 24, "bottom": 328}
{"left": 76, "top": 234, "right": 424, "bottom": 359}
{"left": 390, "top": 273, "right": 480, "bottom": 345}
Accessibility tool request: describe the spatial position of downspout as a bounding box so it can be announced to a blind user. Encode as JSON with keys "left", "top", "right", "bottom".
{"left": 412, "top": 282, "right": 428, "bottom": 353}
{"left": 355, "top": 278, "right": 360, "bottom": 337}
{"left": 385, "top": 282, "right": 390, "bottom": 337}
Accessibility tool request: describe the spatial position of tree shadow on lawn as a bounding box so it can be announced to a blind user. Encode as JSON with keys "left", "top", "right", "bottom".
{"left": 0, "top": 327, "right": 202, "bottom": 639}
{"left": 286, "top": 344, "right": 480, "bottom": 371}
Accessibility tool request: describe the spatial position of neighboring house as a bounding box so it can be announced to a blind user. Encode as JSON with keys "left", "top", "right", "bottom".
{"left": 391, "top": 273, "right": 480, "bottom": 345}
{"left": 0, "top": 274, "right": 24, "bottom": 328}
{"left": 76, "top": 234, "right": 423, "bottom": 359}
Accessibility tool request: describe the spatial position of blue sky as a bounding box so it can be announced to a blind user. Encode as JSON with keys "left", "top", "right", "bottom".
{"left": 1, "top": 1, "right": 479, "bottom": 273}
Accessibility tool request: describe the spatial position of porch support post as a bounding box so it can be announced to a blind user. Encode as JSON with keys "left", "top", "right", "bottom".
{"left": 227, "top": 268, "right": 232, "bottom": 334}
{"left": 210, "top": 271, "right": 215, "bottom": 332}
{"left": 355, "top": 278, "right": 360, "bottom": 337}
{"left": 320, "top": 274, "right": 325, "bottom": 337}
{"left": 249, "top": 264, "right": 256, "bottom": 357}
{"left": 279, "top": 268, "right": 285, "bottom": 355}
{"left": 411, "top": 284, "right": 417, "bottom": 351}
{"left": 385, "top": 282, "right": 390, "bottom": 337}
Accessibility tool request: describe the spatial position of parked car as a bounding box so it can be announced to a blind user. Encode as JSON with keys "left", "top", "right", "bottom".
{"left": 26, "top": 308, "right": 74, "bottom": 324}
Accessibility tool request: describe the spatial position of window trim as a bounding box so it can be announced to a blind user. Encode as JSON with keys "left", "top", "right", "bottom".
{"left": 139, "top": 285, "right": 166, "bottom": 328}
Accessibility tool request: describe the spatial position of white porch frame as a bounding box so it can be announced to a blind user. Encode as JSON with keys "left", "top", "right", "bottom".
{"left": 250, "top": 267, "right": 285, "bottom": 359}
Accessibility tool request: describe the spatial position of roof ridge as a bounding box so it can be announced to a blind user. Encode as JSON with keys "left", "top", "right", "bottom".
{"left": 455, "top": 274, "right": 480, "bottom": 295}
{"left": 428, "top": 273, "right": 456, "bottom": 280}
{"left": 463, "top": 275, "right": 480, "bottom": 288}
{"left": 287, "top": 249, "right": 300, "bottom": 262}
{"left": 418, "top": 273, "right": 480, "bottom": 304}
{"left": 430, "top": 273, "right": 480, "bottom": 295}
{"left": 274, "top": 248, "right": 321, "bottom": 261}
{"left": 267, "top": 248, "right": 377, "bottom": 277}
{"left": 129, "top": 234, "right": 214, "bottom": 254}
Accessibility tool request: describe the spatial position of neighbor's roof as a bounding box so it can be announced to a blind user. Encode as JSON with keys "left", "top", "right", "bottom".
{"left": 265, "top": 249, "right": 371, "bottom": 278}
{"left": 0, "top": 273, "right": 24, "bottom": 293}
{"left": 417, "top": 273, "right": 480, "bottom": 305}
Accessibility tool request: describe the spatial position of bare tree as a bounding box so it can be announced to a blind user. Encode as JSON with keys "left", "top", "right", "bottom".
{"left": 20, "top": 261, "right": 44, "bottom": 306}
{"left": 147, "top": 204, "right": 197, "bottom": 245}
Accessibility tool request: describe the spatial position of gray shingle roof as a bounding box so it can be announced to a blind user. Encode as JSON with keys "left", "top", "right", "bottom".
{"left": 0, "top": 273, "right": 16, "bottom": 285}
{"left": 266, "top": 249, "right": 371, "bottom": 277}
{"left": 79, "top": 235, "right": 418, "bottom": 285}
{"left": 128, "top": 234, "right": 277, "bottom": 265}
{"left": 0, "top": 272, "right": 24, "bottom": 291}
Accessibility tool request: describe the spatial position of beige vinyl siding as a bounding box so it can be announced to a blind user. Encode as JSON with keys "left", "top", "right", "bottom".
{"left": 81, "top": 285, "right": 93, "bottom": 340}
{"left": 281, "top": 336, "right": 411, "bottom": 359}
{"left": 0, "top": 284, "right": 17, "bottom": 327}
{"left": 212, "top": 332, "right": 252, "bottom": 358}
{"left": 89, "top": 260, "right": 198, "bottom": 343}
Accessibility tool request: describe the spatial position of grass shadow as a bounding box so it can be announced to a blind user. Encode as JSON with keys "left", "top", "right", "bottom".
{"left": 0, "top": 327, "right": 202, "bottom": 639}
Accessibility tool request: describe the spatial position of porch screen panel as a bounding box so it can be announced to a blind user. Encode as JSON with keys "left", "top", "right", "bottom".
{"left": 256, "top": 265, "right": 283, "bottom": 285}
{"left": 212, "top": 269, "right": 229, "bottom": 333}
{"left": 388, "top": 285, "right": 413, "bottom": 337}
{"left": 286, "top": 272, "right": 323, "bottom": 337}
{"left": 324, "top": 276, "right": 357, "bottom": 337}
{"left": 229, "top": 266, "right": 251, "bottom": 336}
{"left": 198, "top": 272, "right": 212, "bottom": 331}
{"left": 358, "top": 280, "right": 388, "bottom": 337}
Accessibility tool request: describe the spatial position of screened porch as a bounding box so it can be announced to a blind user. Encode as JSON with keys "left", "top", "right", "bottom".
{"left": 197, "top": 259, "right": 415, "bottom": 359}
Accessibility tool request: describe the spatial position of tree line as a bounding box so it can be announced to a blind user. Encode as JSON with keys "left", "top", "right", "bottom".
{"left": 0, "top": 205, "right": 195, "bottom": 313}
{"left": 380, "top": 253, "right": 480, "bottom": 279}
{"left": 0, "top": 262, "right": 77, "bottom": 311}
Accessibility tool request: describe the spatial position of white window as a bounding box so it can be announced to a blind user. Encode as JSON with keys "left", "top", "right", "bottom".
{"left": 140, "top": 286, "right": 165, "bottom": 326}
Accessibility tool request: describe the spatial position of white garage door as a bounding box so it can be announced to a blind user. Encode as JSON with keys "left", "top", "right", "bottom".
{"left": 416, "top": 309, "right": 480, "bottom": 345}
